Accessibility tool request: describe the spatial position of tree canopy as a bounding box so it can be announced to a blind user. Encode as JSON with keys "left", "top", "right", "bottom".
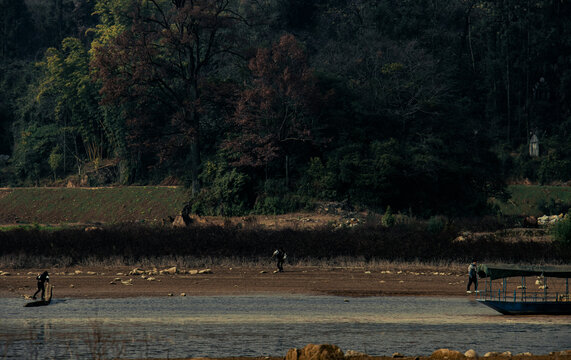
{"left": 1, "top": 0, "right": 570, "bottom": 217}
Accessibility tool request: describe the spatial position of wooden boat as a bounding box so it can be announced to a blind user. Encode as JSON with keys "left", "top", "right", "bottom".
{"left": 476, "top": 264, "right": 571, "bottom": 315}
{"left": 24, "top": 283, "right": 53, "bottom": 307}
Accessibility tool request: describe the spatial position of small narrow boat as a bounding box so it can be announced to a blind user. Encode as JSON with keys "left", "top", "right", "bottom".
{"left": 24, "top": 283, "right": 53, "bottom": 307}
{"left": 476, "top": 264, "right": 571, "bottom": 315}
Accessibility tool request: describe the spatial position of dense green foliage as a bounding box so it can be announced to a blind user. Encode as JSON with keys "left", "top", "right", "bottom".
{"left": 1, "top": 0, "right": 571, "bottom": 217}
{"left": 491, "top": 185, "right": 571, "bottom": 216}
{"left": 551, "top": 216, "right": 571, "bottom": 247}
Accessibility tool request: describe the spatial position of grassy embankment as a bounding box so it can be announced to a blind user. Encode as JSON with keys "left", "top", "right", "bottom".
{"left": 1, "top": 184, "right": 571, "bottom": 226}
{"left": 0, "top": 186, "right": 188, "bottom": 226}
{"left": 493, "top": 184, "right": 571, "bottom": 216}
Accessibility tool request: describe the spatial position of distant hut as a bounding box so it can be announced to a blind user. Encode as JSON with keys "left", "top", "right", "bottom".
{"left": 529, "top": 133, "right": 539, "bottom": 157}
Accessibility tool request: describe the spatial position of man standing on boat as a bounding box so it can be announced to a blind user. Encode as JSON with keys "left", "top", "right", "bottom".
{"left": 466, "top": 260, "right": 478, "bottom": 293}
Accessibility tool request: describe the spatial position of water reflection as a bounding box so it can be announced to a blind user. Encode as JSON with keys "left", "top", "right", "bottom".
{"left": 1, "top": 295, "right": 570, "bottom": 359}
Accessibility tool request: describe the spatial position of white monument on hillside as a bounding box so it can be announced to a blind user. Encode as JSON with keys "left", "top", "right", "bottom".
{"left": 529, "top": 132, "right": 539, "bottom": 157}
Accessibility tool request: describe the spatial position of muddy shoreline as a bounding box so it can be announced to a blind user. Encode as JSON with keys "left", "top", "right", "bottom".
{"left": 1, "top": 264, "right": 470, "bottom": 299}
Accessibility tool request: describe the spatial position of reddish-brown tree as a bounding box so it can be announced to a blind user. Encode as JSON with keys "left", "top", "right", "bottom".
{"left": 92, "top": 0, "right": 240, "bottom": 192}
{"left": 225, "top": 34, "right": 319, "bottom": 179}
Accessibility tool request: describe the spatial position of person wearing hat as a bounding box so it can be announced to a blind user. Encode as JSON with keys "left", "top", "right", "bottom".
{"left": 466, "top": 259, "right": 478, "bottom": 293}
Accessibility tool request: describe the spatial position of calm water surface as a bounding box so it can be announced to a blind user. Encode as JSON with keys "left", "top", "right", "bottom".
{"left": 1, "top": 295, "right": 570, "bottom": 359}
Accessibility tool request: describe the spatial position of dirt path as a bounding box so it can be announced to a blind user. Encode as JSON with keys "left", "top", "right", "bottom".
{"left": 0, "top": 264, "right": 470, "bottom": 299}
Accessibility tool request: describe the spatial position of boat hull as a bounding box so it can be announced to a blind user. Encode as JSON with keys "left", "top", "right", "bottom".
{"left": 24, "top": 283, "right": 53, "bottom": 308}
{"left": 477, "top": 299, "right": 571, "bottom": 315}
{"left": 24, "top": 299, "right": 51, "bottom": 307}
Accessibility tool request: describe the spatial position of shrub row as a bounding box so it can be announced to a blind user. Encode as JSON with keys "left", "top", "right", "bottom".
{"left": 1, "top": 224, "right": 569, "bottom": 267}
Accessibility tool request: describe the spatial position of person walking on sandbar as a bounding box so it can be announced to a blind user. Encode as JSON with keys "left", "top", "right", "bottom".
{"left": 272, "top": 249, "right": 287, "bottom": 273}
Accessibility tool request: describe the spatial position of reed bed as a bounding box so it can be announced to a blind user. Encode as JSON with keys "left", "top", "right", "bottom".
{"left": 1, "top": 223, "right": 568, "bottom": 269}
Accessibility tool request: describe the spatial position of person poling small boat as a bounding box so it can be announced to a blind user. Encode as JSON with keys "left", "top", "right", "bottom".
{"left": 32, "top": 271, "right": 50, "bottom": 300}
{"left": 25, "top": 271, "right": 53, "bottom": 307}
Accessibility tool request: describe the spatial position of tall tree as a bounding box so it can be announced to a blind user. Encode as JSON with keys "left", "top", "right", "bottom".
{"left": 92, "top": 0, "right": 243, "bottom": 192}
{"left": 224, "top": 34, "right": 319, "bottom": 185}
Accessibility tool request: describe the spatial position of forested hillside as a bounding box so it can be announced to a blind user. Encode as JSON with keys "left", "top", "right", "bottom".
{"left": 1, "top": 0, "right": 570, "bottom": 217}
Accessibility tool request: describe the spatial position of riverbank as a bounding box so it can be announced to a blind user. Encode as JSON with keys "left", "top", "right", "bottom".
{"left": 1, "top": 263, "right": 471, "bottom": 299}
{"left": 3, "top": 265, "right": 570, "bottom": 360}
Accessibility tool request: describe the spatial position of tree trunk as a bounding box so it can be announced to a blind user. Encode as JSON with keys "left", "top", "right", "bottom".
{"left": 187, "top": 82, "right": 201, "bottom": 195}
{"left": 190, "top": 134, "right": 200, "bottom": 195}
{"left": 285, "top": 155, "right": 289, "bottom": 188}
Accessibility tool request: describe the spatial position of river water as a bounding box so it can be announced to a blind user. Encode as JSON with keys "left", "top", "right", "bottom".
{"left": 1, "top": 295, "right": 570, "bottom": 359}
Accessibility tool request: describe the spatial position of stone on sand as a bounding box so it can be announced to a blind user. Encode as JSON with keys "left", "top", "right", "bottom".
{"left": 286, "top": 344, "right": 344, "bottom": 360}
{"left": 464, "top": 350, "right": 478, "bottom": 358}
{"left": 431, "top": 349, "right": 465, "bottom": 359}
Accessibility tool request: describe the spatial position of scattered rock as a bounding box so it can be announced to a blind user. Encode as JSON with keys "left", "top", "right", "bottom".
{"left": 464, "top": 349, "right": 478, "bottom": 358}
{"left": 167, "top": 293, "right": 173, "bottom": 296}
{"left": 86, "top": 271, "right": 96, "bottom": 275}
{"left": 392, "top": 352, "right": 405, "bottom": 358}
{"left": 160, "top": 267, "right": 178, "bottom": 275}
{"left": 516, "top": 353, "right": 532, "bottom": 356}
{"left": 130, "top": 268, "right": 145, "bottom": 275}
{"left": 537, "top": 214, "right": 564, "bottom": 225}
{"left": 172, "top": 214, "right": 192, "bottom": 227}
{"left": 549, "top": 351, "right": 571, "bottom": 356}
{"left": 198, "top": 269, "right": 212, "bottom": 274}
{"left": 84, "top": 226, "right": 102, "bottom": 232}
{"left": 431, "top": 349, "right": 465, "bottom": 359}
{"left": 286, "top": 344, "right": 344, "bottom": 360}
{"left": 180, "top": 292, "right": 186, "bottom": 296}
{"left": 345, "top": 350, "right": 367, "bottom": 358}
{"left": 188, "top": 270, "right": 199, "bottom": 275}
{"left": 483, "top": 352, "right": 501, "bottom": 357}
